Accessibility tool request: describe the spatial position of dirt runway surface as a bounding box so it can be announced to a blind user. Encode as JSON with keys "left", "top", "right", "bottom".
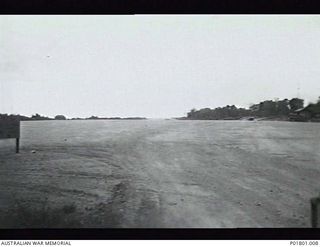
{"left": 0, "top": 120, "right": 320, "bottom": 227}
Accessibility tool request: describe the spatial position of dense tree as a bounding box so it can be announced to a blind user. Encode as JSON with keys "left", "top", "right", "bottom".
{"left": 87, "top": 116, "right": 99, "bottom": 119}
{"left": 186, "top": 105, "right": 251, "bottom": 120}
{"left": 0, "top": 114, "right": 30, "bottom": 121}
{"left": 259, "top": 100, "right": 277, "bottom": 116}
{"left": 54, "top": 115, "right": 67, "bottom": 120}
{"left": 289, "top": 98, "right": 304, "bottom": 111}
{"left": 31, "top": 114, "right": 52, "bottom": 120}
{"left": 276, "top": 99, "right": 290, "bottom": 116}
{"left": 186, "top": 97, "right": 304, "bottom": 120}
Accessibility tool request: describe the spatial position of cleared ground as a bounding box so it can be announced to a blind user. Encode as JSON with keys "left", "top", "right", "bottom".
{"left": 0, "top": 119, "right": 320, "bottom": 228}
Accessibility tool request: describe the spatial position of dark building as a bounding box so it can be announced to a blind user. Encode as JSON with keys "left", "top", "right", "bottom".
{"left": 289, "top": 103, "right": 320, "bottom": 122}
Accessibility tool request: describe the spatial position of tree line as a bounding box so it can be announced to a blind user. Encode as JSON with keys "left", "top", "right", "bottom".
{"left": 0, "top": 113, "right": 65, "bottom": 121}
{"left": 0, "top": 113, "right": 146, "bottom": 121}
{"left": 186, "top": 97, "right": 305, "bottom": 120}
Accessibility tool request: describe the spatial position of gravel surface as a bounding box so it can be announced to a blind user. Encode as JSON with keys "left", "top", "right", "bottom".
{"left": 0, "top": 119, "right": 320, "bottom": 228}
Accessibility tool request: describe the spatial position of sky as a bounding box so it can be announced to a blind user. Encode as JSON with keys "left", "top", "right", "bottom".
{"left": 1, "top": 15, "right": 320, "bottom": 118}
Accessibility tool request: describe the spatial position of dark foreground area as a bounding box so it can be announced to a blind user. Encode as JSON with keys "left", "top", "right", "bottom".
{"left": 0, "top": 120, "right": 320, "bottom": 228}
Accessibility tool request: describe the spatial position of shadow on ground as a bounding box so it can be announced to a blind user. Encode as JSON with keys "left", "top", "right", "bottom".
{"left": 0, "top": 198, "right": 121, "bottom": 228}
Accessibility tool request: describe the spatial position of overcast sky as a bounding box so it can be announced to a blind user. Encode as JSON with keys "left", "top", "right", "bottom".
{"left": 1, "top": 15, "right": 320, "bottom": 118}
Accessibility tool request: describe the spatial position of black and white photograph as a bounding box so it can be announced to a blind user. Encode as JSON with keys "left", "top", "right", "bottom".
{"left": 1, "top": 15, "right": 320, "bottom": 231}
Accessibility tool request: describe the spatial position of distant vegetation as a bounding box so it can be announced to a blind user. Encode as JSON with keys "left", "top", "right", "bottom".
{"left": 0, "top": 113, "right": 147, "bottom": 121}
{"left": 82, "top": 116, "right": 147, "bottom": 120}
{"left": 186, "top": 105, "right": 251, "bottom": 120}
{"left": 1, "top": 96, "right": 319, "bottom": 122}
{"left": 30, "top": 113, "right": 53, "bottom": 120}
{"left": 55, "top": 115, "right": 67, "bottom": 120}
{"left": 0, "top": 114, "right": 30, "bottom": 121}
{"left": 184, "top": 97, "right": 320, "bottom": 122}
